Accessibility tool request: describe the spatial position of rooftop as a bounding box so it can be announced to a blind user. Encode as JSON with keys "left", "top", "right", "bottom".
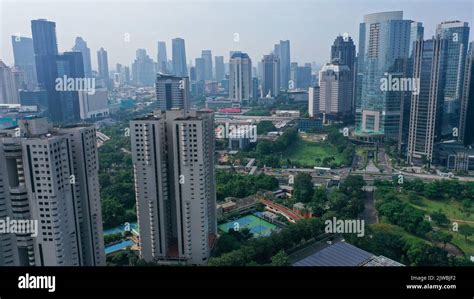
{"left": 292, "top": 240, "right": 404, "bottom": 267}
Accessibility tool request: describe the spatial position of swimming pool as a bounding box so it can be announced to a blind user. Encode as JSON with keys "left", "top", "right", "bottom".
{"left": 105, "top": 239, "right": 134, "bottom": 255}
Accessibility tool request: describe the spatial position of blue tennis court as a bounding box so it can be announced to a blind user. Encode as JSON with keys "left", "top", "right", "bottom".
{"left": 218, "top": 214, "right": 277, "bottom": 237}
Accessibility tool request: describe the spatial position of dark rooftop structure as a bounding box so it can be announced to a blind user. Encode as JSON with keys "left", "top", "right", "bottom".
{"left": 292, "top": 241, "right": 404, "bottom": 267}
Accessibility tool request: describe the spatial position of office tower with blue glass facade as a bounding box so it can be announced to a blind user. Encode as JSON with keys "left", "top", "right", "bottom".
{"left": 11, "top": 36, "right": 37, "bottom": 90}
{"left": 195, "top": 58, "right": 205, "bottom": 82}
{"left": 97, "top": 47, "right": 109, "bottom": 80}
{"left": 274, "top": 40, "right": 290, "bottom": 89}
{"left": 355, "top": 11, "right": 412, "bottom": 142}
{"left": 261, "top": 54, "right": 280, "bottom": 97}
{"left": 31, "top": 19, "right": 59, "bottom": 121}
{"left": 460, "top": 43, "right": 474, "bottom": 146}
{"left": 435, "top": 21, "right": 470, "bottom": 138}
{"left": 201, "top": 50, "right": 213, "bottom": 80}
{"left": 172, "top": 38, "right": 187, "bottom": 77}
{"left": 157, "top": 41, "right": 168, "bottom": 73}
{"left": 215, "top": 56, "right": 225, "bottom": 81}
{"left": 55, "top": 51, "right": 85, "bottom": 123}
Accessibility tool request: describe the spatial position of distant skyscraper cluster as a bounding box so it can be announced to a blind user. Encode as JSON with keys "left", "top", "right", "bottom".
{"left": 303, "top": 10, "right": 472, "bottom": 170}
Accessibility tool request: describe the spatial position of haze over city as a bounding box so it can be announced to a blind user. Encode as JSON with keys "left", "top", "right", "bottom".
{"left": 2, "top": 0, "right": 474, "bottom": 296}
{"left": 1, "top": 0, "right": 472, "bottom": 67}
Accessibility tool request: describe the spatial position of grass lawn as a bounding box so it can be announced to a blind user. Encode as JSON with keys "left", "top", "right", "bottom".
{"left": 373, "top": 222, "right": 432, "bottom": 245}
{"left": 400, "top": 194, "right": 474, "bottom": 222}
{"left": 448, "top": 232, "right": 474, "bottom": 256}
{"left": 396, "top": 193, "right": 474, "bottom": 257}
{"left": 285, "top": 138, "right": 344, "bottom": 168}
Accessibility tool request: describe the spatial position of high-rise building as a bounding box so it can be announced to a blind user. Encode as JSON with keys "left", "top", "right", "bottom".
{"left": 31, "top": 19, "right": 58, "bottom": 57}
{"left": 229, "top": 52, "right": 252, "bottom": 105}
{"left": 261, "top": 54, "right": 280, "bottom": 97}
{"left": 460, "top": 43, "right": 474, "bottom": 146}
{"left": 54, "top": 51, "right": 84, "bottom": 123}
{"left": 0, "top": 150, "right": 20, "bottom": 265}
{"left": 331, "top": 35, "right": 356, "bottom": 112}
{"left": 331, "top": 35, "right": 356, "bottom": 71}
{"left": 274, "top": 40, "right": 290, "bottom": 89}
{"left": 0, "top": 60, "right": 20, "bottom": 104}
{"left": 355, "top": 11, "right": 412, "bottom": 142}
{"left": 435, "top": 21, "right": 470, "bottom": 137}
{"left": 11, "top": 36, "right": 37, "bottom": 90}
{"left": 308, "top": 86, "right": 320, "bottom": 117}
{"left": 189, "top": 66, "right": 197, "bottom": 82}
{"left": 407, "top": 38, "right": 444, "bottom": 165}
{"left": 20, "top": 90, "right": 48, "bottom": 114}
{"left": 214, "top": 56, "right": 225, "bottom": 81}
{"left": 157, "top": 41, "right": 168, "bottom": 73}
{"left": 132, "top": 49, "right": 156, "bottom": 86}
{"left": 155, "top": 73, "right": 190, "bottom": 111}
{"left": 97, "top": 47, "right": 109, "bottom": 80}
{"left": 318, "top": 62, "right": 353, "bottom": 117}
{"left": 78, "top": 87, "right": 109, "bottom": 120}
{"left": 201, "top": 50, "right": 213, "bottom": 80}
{"left": 409, "top": 22, "right": 424, "bottom": 57}
{"left": 31, "top": 19, "right": 58, "bottom": 121}
{"left": 290, "top": 63, "right": 312, "bottom": 90}
{"left": 130, "top": 109, "right": 216, "bottom": 265}
{"left": 172, "top": 38, "right": 187, "bottom": 77}
{"left": 0, "top": 117, "right": 105, "bottom": 266}
{"left": 195, "top": 58, "right": 205, "bottom": 82}
{"left": 401, "top": 21, "right": 425, "bottom": 151}
{"left": 252, "top": 77, "right": 259, "bottom": 101}
{"left": 72, "top": 37, "right": 92, "bottom": 78}
{"left": 123, "top": 66, "right": 131, "bottom": 85}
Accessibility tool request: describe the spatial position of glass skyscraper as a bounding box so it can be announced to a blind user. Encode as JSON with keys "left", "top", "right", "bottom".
{"left": 31, "top": 19, "right": 59, "bottom": 121}
{"left": 274, "top": 40, "right": 290, "bottom": 89}
{"left": 172, "top": 38, "right": 188, "bottom": 77}
{"left": 55, "top": 51, "right": 85, "bottom": 123}
{"left": 355, "top": 11, "right": 411, "bottom": 142}
{"left": 72, "top": 37, "right": 92, "bottom": 78}
{"left": 435, "top": 21, "right": 470, "bottom": 138}
{"left": 11, "top": 36, "right": 37, "bottom": 90}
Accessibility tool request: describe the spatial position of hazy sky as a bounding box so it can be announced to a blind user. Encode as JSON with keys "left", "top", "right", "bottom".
{"left": 1, "top": 0, "right": 473, "bottom": 70}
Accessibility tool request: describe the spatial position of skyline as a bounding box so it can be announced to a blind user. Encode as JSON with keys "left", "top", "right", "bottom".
{"left": 1, "top": 0, "right": 473, "bottom": 69}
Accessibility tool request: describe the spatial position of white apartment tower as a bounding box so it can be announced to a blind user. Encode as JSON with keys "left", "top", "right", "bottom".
{"left": 0, "top": 117, "right": 105, "bottom": 266}
{"left": 131, "top": 109, "right": 216, "bottom": 265}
